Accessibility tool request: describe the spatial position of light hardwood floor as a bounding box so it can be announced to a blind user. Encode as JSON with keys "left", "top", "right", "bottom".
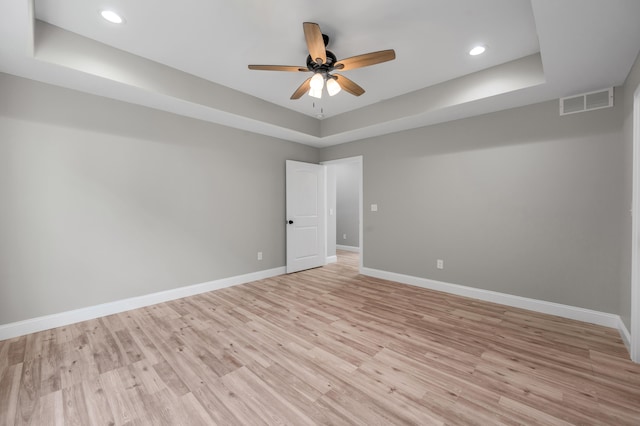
{"left": 1, "top": 251, "right": 639, "bottom": 425}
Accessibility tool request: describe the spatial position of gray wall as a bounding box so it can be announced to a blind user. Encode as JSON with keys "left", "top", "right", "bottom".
{"left": 620, "top": 52, "right": 640, "bottom": 330}
{"left": 336, "top": 161, "right": 360, "bottom": 248}
{"left": 0, "top": 73, "right": 318, "bottom": 325}
{"left": 2, "top": 63, "right": 637, "bottom": 327}
{"left": 320, "top": 97, "right": 626, "bottom": 314}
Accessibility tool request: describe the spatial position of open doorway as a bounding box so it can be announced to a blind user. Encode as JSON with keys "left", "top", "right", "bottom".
{"left": 322, "top": 156, "right": 363, "bottom": 273}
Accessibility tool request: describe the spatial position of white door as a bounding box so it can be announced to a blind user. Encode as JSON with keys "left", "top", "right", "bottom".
{"left": 286, "top": 160, "right": 326, "bottom": 273}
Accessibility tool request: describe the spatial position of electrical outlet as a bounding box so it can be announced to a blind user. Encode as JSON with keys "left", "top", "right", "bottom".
{"left": 257, "top": 252, "right": 263, "bottom": 261}
{"left": 437, "top": 259, "right": 444, "bottom": 269}
{"left": 343, "top": 234, "right": 347, "bottom": 240}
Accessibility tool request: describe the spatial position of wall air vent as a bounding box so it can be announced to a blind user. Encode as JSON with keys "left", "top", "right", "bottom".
{"left": 560, "top": 88, "right": 613, "bottom": 116}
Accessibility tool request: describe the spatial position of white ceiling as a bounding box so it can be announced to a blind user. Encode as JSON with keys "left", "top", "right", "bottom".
{"left": 1, "top": 1, "right": 640, "bottom": 147}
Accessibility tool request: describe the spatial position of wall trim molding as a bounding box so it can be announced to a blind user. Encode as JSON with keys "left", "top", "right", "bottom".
{"left": 362, "top": 267, "right": 626, "bottom": 337}
{"left": 619, "top": 316, "right": 632, "bottom": 352}
{"left": 0, "top": 266, "right": 286, "bottom": 341}
{"left": 327, "top": 255, "right": 338, "bottom": 264}
{"left": 336, "top": 245, "right": 360, "bottom": 253}
{"left": 631, "top": 83, "right": 640, "bottom": 362}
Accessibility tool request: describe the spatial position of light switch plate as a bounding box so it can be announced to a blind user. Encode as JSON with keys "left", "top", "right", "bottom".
{"left": 371, "top": 204, "right": 378, "bottom": 212}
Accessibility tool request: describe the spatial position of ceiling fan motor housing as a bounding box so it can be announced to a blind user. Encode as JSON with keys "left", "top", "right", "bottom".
{"left": 307, "top": 49, "right": 337, "bottom": 75}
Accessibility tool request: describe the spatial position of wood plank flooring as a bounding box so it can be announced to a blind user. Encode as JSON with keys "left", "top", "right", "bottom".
{"left": 1, "top": 250, "right": 639, "bottom": 425}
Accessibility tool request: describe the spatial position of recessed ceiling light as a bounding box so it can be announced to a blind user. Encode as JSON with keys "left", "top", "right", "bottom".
{"left": 101, "top": 10, "right": 123, "bottom": 24}
{"left": 469, "top": 45, "right": 486, "bottom": 56}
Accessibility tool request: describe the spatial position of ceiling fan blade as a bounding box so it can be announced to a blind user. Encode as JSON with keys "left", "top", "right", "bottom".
{"left": 303, "top": 22, "right": 327, "bottom": 65}
{"left": 334, "top": 74, "right": 365, "bottom": 96}
{"left": 334, "top": 49, "right": 396, "bottom": 71}
{"left": 248, "top": 65, "right": 309, "bottom": 72}
{"left": 291, "top": 77, "right": 312, "bottom": 100}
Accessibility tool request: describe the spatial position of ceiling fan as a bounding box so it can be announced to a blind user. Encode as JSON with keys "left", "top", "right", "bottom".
{"left": 248, "top": 22, "right": 396, "bottom": 100}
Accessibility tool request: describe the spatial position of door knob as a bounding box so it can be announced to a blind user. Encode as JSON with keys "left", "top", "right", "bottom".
{"left": 288, "top": 220, "right": 294, "bottom": 224}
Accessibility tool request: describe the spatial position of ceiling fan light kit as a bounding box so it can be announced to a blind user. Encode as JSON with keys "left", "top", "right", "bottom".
{"left": 326, "top": 77, "right": 341, "bottom": 96}
{"left": 309, "top": 85, "right": 323, "bottom": 99}
{"left": 248, "top": 22, "right": 396, "bottom": 101}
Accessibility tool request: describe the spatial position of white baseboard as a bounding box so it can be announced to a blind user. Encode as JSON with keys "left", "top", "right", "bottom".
{"left": 0, "top": 266, "right": 286, "bottom": 341}
{"left": 3, "top": 264, "right": 631, "bottom": 355}
{"left": 361, "top": 267, "right": 623, "bottom": 331}
{"left": 327, "top": 255, "right": 338, "bottom": 264}
{"left": 618, "top": 317, "right": 632, "bottom": 352}
{"left": 337, "top": 245, "right": 360, "bottom": 253}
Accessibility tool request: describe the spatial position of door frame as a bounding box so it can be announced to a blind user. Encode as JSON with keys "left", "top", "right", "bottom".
{"left": 632, "top": 85, "right": 640, "bottom": 362}
{"left": 321, "top": 156, "right": 364, "bottom": 273}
